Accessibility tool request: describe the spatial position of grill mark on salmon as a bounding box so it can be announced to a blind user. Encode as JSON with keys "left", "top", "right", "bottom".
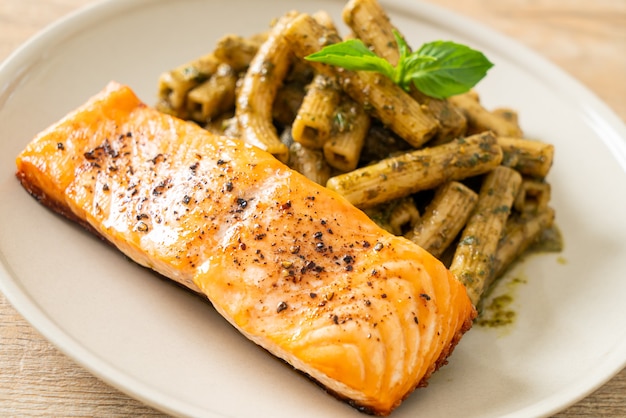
{"left": 15, "top": 82, "right": 476, "bottom": 416}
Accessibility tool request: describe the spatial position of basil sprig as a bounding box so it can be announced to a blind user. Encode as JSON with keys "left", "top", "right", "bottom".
{"left": 305, "top": 31, "right": 493, "bottom": 99}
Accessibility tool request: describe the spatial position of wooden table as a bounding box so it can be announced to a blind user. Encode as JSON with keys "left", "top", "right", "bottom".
{"left": 1, "top": 0, "right": 624, "bottom": 416}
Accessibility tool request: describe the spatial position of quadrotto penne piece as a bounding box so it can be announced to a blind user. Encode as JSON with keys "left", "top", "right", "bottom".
{"left": 325, "top": 131, "right": 502, "bottom": 208}
{"left": 292, "top": 74, "right": 342, "bottom": 149}
{"left": 235, "top": 11, "right": 297, "bottom": 162}
{"left": 498, "top": 136, "right": 555, "bottom": 178}
{"left": 407, "top": 181, "right": 478, "bottom": 258}
{"left": 157, "top": 53, "right": 221, "bottom": 115}
{"left": 449, "top": 166, "right": 523, "bottom": 305}
{"left": 323, "top": 97, "right": 370, "bottom": 172}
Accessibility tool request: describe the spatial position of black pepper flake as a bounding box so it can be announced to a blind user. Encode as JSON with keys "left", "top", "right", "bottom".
{"left": 183, "top": 195, "right": 192, "bottom": 205}
{"left": 363, "top": 241, "right": 371, "bottom": 248}
{"left": 254, "top": 233, "right": 266, "bottom": 240}
{"left": 237, "top": 198, "right": 248, "bottom": 208}
{"left": 103, "top": 139, "right": 119, "bottom": 158}
{"left": 302, "top": 261, "right": 317, "bottom": 273}
{"left": 217, "top": 158, "right": 227, "bottom": 165}
{"left": 126, "top": 131, "right": 132, "bottom": 138}
{"left": 313, "top": 231, "right": 323, "bottom": 240}
{"left": 414, "top": 316, "right": 419, "bottom": 324}
{"left": 56, "top": 142, "right": 65, "bottom": 150}
{"left": 136, "top": 213, "right": 149, "bottom": 220}
{"left": 309, "top": 292, "right": 317, "bottom": 298}
{"left": 332, "top": 314, "right": 339, "bottom": 324}
{"left": 381, "top": 293, "right": 387, "bottom": 298}
{"left": 420, "top": 293, "right": 431, "bottom": 301}
{"left": 225, "top": 181, "right": 234, "bottom": 192}
{"left": 343, "top": 255, "right": 354, "bottom": 264}
{"left": 364, "top": 300, "right": 371, "bottom": 307}
{"left": 280, "top": 201, "right": 292, "bottom": 210}
{"left": 83, "top": 150, "right": 97, "bottom": 160}
{"left": 151, "top": 153, "right": 165, "bottom": 164}
{"left": 345, "top": 265, "right": 353, "bottom": 272}
{"left": 152, "top": 180, "right": 168, "bottom": 196}
{"left": 190, "top": 162, "right": 199, "bottom": 173}
{"left": 102, "top": 184, "right": 110, "bottom": 191}
{"left": 276, "top": 301, "right": 288, "bottom": 313}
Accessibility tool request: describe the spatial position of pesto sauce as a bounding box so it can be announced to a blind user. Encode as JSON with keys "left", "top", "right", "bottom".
{"left": 476, "top": 221, "right": 564, "bottom": 329}
{"left": 476, "top": 293, "right": 516, "bottom": 328}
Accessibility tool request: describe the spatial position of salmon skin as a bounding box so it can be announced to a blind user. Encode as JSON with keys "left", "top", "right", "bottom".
{"left": 15, "top": 82, "right": 476, "bottom": 416}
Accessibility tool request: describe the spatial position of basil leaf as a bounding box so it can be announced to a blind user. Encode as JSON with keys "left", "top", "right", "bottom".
{"left": 305, "top": 36, "right": 493, "bottom": 99}
{"left": 393, "top": 30, "right": 410, "bottom": 61}
{"left": 409, "top": 41, "right": 493, "bottom": 99}
{"left": 305, "top": 39, "right": 394, "bottom": 77}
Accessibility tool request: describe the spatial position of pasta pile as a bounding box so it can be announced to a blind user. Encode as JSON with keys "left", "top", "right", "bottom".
{"left": 155, "top": 0, "right": 557, "bottom": 307}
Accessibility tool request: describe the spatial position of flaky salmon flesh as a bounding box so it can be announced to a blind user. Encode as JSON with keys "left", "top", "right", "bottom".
{"left": 15, "top": 82, "right": 476, "bottom": 416}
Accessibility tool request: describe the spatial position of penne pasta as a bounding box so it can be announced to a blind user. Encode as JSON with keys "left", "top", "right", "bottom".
{"left": 388, "top": 197, "right": 421, "bottom": 235}
{"left": 498, "top": 136, "right": 555, "bottom": 178}
{"left": 492, "top": 107, "right": 519, "bottom": 126}
{"left": 157, "top": 53, "right": 221, "bottom": 112}
{"left": 513, "top": 178, "right": 551, "bottom": 213}
{"left": 411, "top": 90, "right": 468, "bottom": 144}
{"left": 492, "top": 207, "right": 555, "bottom": 281}
{"left": 364, "top": 197, "right": 420, "bottom": 235}
{"left": 325, "top": 131, "right": 503, "bottom": 208}
{"left": 487, "top": 207, "right": 554, "bottom": 286}
{"left": 292, "top": 74, "right": 342, "bottom": 149}
{"left": 449, "top": 166, "right": 522, "bottom": 305}
{"left": 407, "top": 181, "right": 478, "bottom": 258}
{"left": 288, "top": 141, "right": 333, "bottom": 186}
{"left": 323, "top": 98, "right": 370, "bottom": 172}
{"left": 342, "top": 0, "right": 399, "bottom": 63}
{"left": 235, "top": 12, "right": 298, "bottom": 162}
{"left": 213, "top": 32, "right": 268, "bottom": 72}
{"left": 186, "top": 63, "right": 238, "bottom": 123}
{"left": 449, "top": 91, "right": 523, "bottom": 137}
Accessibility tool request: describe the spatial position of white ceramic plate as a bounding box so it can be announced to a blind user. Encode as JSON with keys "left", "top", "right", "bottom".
{"left": 1, "top": 0, "right": 625, "bottom": 417}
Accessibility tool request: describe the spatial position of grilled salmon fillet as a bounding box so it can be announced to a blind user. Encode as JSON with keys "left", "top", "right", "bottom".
{"left": 15, "top": 82, "right": 476, "bottom": 416}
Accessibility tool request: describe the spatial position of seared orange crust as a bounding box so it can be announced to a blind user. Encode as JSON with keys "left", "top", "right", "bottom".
{"left": 15, "top": 82, "right": 476, "bottom": 415}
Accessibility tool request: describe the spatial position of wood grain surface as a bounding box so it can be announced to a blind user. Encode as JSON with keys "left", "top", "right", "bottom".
{"left": 1, "top": 0, "right": 625, "bottom": 416}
